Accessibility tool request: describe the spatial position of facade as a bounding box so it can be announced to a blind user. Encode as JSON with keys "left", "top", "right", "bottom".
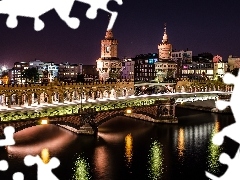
{"left": 29, "top": 60, "right": 59, "bottom": 82}
{"left": 180, "top": 56, "right": 227, "bottom": 80}
{"left": 181, "top": 62, "right": 214, "bottom": 80}
{"left": 58, "top": 62, "right": 82, "bottom": 82}
{"left": 96, "top": 30, "right": 122, "bottom": 81}
{"left": 133, "top": 53, "right": 157, "bottom": 82}
{"left": 155, "top": 24, "right": 177, "bottom": 82}
{"left": 10, "top": 62, "right": 29, "bottom": 84}
{"left": 228, "top": 55, "right": 240, "bottom": 71}
{"left": 172, "top": 50, "right": 192, "bottom": 63}
{"left": 41, "top": 62, "right": 59, "bottom": 82}
{"left": 122, "top": 58, "right": 135, "bottom": 80}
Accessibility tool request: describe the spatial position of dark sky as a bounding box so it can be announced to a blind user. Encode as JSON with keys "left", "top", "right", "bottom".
{"left": 0, "top": 0, "right": 240, "bottom": 68}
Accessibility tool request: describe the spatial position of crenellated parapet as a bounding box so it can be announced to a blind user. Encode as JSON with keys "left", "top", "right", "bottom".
{"left": 0, "top": 80, "right": 134, "bottom": 108}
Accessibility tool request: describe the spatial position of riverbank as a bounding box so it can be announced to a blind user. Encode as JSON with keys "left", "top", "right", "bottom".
{"left": 176, "top": 99, "right": 232, "bottom": 114}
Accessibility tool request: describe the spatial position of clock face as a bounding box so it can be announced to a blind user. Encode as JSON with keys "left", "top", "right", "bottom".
{"left": 106, "top": 46, "right": 111, "bottom": 53}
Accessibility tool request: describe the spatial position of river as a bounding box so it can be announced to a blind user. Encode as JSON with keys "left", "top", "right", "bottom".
{"left": 0, "top": 108, "right": 237, "bottom": 180}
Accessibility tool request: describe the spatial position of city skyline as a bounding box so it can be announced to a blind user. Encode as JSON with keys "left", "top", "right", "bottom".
{"left": 0, "top": 0, "right": 239, "bottom": 68}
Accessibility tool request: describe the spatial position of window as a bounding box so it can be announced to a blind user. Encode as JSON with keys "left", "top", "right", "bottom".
{"left": 106, "top": 46, "right": 110, "bottom": 53}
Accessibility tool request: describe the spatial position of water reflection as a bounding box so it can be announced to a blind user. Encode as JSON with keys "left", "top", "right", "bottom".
{"left": 40, "top": 148, "right": 50, "bottom": 164}
{"left": 125, "top": 133, "right": 133, "bottom": 169}
{"left": 207, "top": 121, "right": 222, "bottom": 174}
{"left": 147, "top": 140, "right": 164, "bottom": 180}
{"left": 72, "top": 154, "right": 91, "bottom": 180}
{"left": 177, "top": 128, "right": 185, "bottom": 158}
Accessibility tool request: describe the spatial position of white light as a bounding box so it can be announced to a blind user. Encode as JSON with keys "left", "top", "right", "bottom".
{"left": 1, "top": 66, "right": 7, "bottom": 71}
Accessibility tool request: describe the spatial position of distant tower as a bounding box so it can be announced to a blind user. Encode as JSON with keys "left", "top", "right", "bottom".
{"left": 158, "top": 23, "right": 172, "bottom": 60}
{"left": 96, "top": 26, "right": 122, "bottom": 81}
{"left": 155, "top": 23, "right": 176, "bottom": 82}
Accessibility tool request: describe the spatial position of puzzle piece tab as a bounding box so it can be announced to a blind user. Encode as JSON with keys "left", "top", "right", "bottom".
{"left": 0, "top": 0, "right": 123, "bottom": 31}
{"left": 77, "top": 0, "right": 123, "bottom": 30}
{"left": 24, "top": 154, "right": 60, "bottom": 180}
{"left": 0, "top": 126, "right": 15, "bottom": 146}
{"left": 0, "top": 0, "right": 80, "bottom": 31}
{"left": 206, "top": 72, "right": 240, "bottom": 179}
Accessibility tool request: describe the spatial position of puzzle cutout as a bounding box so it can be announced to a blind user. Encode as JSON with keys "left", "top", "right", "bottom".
{"left": 0, "top": 0, "right": 123, "bottom": 31}
{"left": 206, "top": 72, "right": 240, "bottom": 179}
{"left": 0, "top": 126, "right": 60, "bottom": 180}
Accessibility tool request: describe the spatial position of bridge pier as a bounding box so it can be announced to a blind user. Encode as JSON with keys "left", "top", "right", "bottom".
{"left": 154, "top": 98, "right": 178, "bottom": 123}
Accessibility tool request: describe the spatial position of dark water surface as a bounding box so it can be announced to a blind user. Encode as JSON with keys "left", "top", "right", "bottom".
{"left": 0, "top": 108, "right": 238, "bottom": 180}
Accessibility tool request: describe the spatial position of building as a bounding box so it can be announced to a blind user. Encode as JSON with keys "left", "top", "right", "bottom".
{"left": 228, "top": 55, "right": 240, "bottom": 71}
{"left": 192, "top": 52, "right": 213, "bottom": 63}
{"left": 82, "top": 65, "right": 98, "bottom": 81}
{"left": 29, "top": 59, "right": 59, "bottom": 82}
{"left": 180, "top": 55, "right": 227, "bottom": 80}
{"left": 155, "top": 24, "right": 177, "bottom": 82}
{"left": 10, "top": 62, "right": 29, "bottom": 84}
{"left": 96, "top": 29, "right": 122, "bottom": 81}
{"left": 133, "top": 53, "right": 157, "bottom": 82}
{"left": 181, "top": 62, "right": 214, "bottom": 80}
{"left": 58, "top": 62, "right": 82, "bottom": 82}
{"left": 172, "top": 49, "right": 192, "bottom": 63}
{"left": 122, "top": 58, "right": 135, "bottom": 80}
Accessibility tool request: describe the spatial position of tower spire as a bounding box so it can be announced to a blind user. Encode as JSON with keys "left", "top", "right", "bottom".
{"left": 162, "top": 22, "right": 168, "bottom": 44}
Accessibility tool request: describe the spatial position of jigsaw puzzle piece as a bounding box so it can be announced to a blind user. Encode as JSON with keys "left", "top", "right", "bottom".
{"left": 12, "top": 172, "right": 24, "bottom": 180}
{"left": 0, "top": 159, "right": 8, "bottom": 171}
{"left": 212, "top": 123, "right": 240, "bottom": 146}
{"left": 0, "top": 126, "right": 15, "bottom": 146}
{"left": 0, "top": 0, "right": 80, "bottom": 31}
{"left": 24, "top": 154, "right": 60, "bottom": 180}
{"left": 54, "top": 0, "right": 80, "bottom": 29}
{"left": 76, "top": 0, "right": 123, "bottom": 30}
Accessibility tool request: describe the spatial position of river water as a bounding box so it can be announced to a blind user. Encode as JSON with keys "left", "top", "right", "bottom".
{"left": 0, "top": 108, "right": 238, "bottom": 180}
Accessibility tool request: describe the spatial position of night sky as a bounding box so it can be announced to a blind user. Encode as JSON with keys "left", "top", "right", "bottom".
{"left": 0, "top": 0, "right": 240, "bottom": 68}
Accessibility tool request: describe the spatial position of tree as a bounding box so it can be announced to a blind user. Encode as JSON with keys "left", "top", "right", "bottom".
{"left": 22, "top": 67, "right": 39, "bottom": 83}
{"left": 76, "top": 73, "right": 85, "bottom": 83}
{"left": 231, "top": 68, "right": 239, "bottom": 76}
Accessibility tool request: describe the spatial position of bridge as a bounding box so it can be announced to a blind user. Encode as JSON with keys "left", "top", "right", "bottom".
{"left": 0, "top": 80, "right": 232, "bottom": 136}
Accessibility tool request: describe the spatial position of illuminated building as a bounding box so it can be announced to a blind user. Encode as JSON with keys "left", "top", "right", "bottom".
{"left": 29, "top": 59, "right": 59, "bottom": 83}
{"left": 58, "top": 62, "right": 82, "bottom": 82}
{"left": 133, "top": 53, "right": 157, "bottom": 82}
{"left": 155, "top": 23, "right": 177, "bottom": 82}
{"left": 180, "top": 55, "right": 227, "bottom": 80}
{"left": 96, "top": 29, "right": 122, "bottom": 81}
{"left": 10, "top": 62, "right": 29, "bottom": 84}
{"left": 122, "top": 58, "right": 135, "bottom": 80}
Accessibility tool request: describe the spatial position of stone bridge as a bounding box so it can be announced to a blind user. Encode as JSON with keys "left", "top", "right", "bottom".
{"left": 0, "top": 98, "right": 177, "bottom": 137}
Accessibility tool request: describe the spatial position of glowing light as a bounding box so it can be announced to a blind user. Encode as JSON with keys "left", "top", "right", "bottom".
{"left": 125, "top": 133, "right": 133, "bottom": 168}
{"left": 147, "top": 140, "right": 164, "bottom": 179}
{"left": 41, "top": 119, "right": 48, "bottom": 125}
{"left": 72, "top": 154, "right": 91, "bottom": 180}
{"left": 206, "top": 121, "right": 222, "bottom": 174}
{"left": 1, "top": 65, "right": 7, "bottom": 71}
{"left": 40, "top": 148, "right": 50, "bottom": 164}
{"left": 177, "top": 128, "right": 185, "bottom": 157}
{"left": 126, "top": 109, "right": 132, "bottom": 114}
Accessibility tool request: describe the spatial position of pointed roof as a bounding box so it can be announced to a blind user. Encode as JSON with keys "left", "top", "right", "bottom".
{"left": 162, "top": 23, "right": 168, "bottom": 44}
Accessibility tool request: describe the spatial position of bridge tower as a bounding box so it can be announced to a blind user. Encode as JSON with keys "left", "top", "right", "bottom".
{"left": 96, "top": 25, "right": 122, "bottom": 81}
{"left": 155, "top": 23, "right": 177, "bottom": 82}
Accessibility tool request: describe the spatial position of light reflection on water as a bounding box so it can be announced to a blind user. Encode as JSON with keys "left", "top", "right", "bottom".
{"left": 40, "top": 148, "right": 50, "bottom": 164}
{"left": 206, "top": 121, "right": 222, "bottom": 174}
{"left": 0, "top": 113, "right": 235, "bottom": 180}
{"left": 147, "top": 140, "right": 164, "bottom": 180}
{"left": 72, "top": 154, "right": 91, "bottom": 180}
{"left": 125, "top": 133, "right": 133, "bottom": 169}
